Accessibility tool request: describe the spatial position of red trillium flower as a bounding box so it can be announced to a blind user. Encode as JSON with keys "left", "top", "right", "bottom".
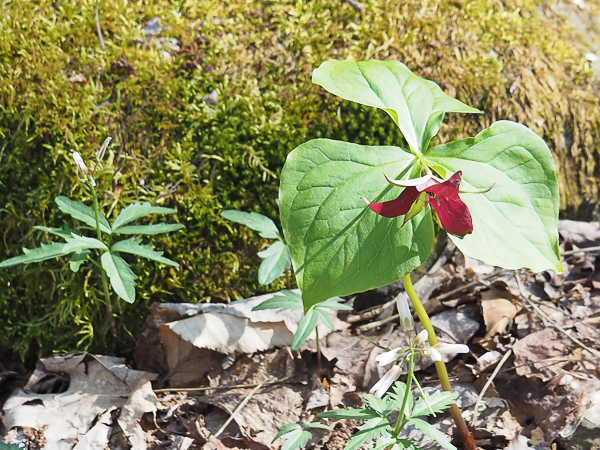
{"left": 364, "top": 171, "right": 474, "bottom": 237}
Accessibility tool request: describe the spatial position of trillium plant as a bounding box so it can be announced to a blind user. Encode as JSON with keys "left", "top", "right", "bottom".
{"left": 0, "top": 138, "right": 184, "bottom": 343}
{"left": 275, "top": 60, "right": 562, "bottom": 449}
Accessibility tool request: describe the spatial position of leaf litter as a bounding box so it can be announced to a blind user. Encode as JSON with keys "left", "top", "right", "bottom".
{"left": 3, "top": 220, "right": 600, "bottom": 450}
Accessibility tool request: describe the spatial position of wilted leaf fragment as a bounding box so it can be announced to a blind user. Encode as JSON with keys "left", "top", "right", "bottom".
{"left": 101, "top": 252, "right": 137, "bottom": 303}
{"left": 312, "top": 60, "right": 480, "bottom": 153}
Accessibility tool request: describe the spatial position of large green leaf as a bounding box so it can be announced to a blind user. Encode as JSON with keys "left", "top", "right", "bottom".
{"left": 257, "top": 240, "right": 291, "bottom": 285}
{"left": 312, "top": 60, "right": 480, "bottom": 153}
{"left": 55, "top": 196, "right": 111, "bottom": 234}
{"left": 111, "top": 238, "right": 178, "bottom": 267}
{"left": 425, "top": 121, "right": 562, "bottom": 273}
{"left": 62, "top": 234, "right": 108, "bottom": 253}
{"left": 279, "top": 139, "right": 433, "bottom": 309}
{"left": 101, "top": 252, "right": 137, "bottom": 303}
{"left": 0, "top": 242, "right": 69, "bottom": 268}
{"left": 112, "top": 202, "right": 177, "bottom": 231}
{"left": 221, "top": 210, "right": 280, "bottom": 239}
{"left": 111, "top": 223, "right": 184, "bottom": 235}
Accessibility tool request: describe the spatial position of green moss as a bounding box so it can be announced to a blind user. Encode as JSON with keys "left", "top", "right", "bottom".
{"left": 1, "top": 0, "right": 599, "bottom": 356}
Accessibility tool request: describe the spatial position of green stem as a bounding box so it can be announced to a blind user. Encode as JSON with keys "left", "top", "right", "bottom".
{"left": 315, "top": 325, "right": 322, "bottom": 370}
{"left": 89, "top": 180, "right": 118, "bottom": 345}
{"left": 393, "top": 355, "right": 414, "bottom": 436}
{"left": 402, "top": 274, "right": 473, "bottom": 446}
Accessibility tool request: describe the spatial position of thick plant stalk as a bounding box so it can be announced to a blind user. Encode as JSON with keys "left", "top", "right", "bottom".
{"left": 402, "top": 274, "right": 477, "bottom": 450}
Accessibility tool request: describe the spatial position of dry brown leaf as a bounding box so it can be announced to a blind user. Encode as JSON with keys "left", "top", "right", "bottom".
{"left": 513, "top": 328, "right": 571, "bottom": 381}
{"left": 480, "top": 290, "right": 519, "bottom": 340}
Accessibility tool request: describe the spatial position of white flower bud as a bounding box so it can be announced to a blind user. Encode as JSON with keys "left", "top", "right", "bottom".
{"left": 370, "top": 364, "right": 403, "bottom": 398}
{"left": 396, "top": 292, "right": 414, "bottom": 332}
{"left": 375, "top": 347, "right": 403, "bottom": 366}
{"left": 96, "top": 136, "right": 112, "bottom": 161}
{"left": 414, "top": 329, "right": 429, "bottom": 346}
{"left": 423, "top": 342, "right": 469, "bottom": 362}
{"left": 73, "top": 151, "right": 88, "bottom": 179}
{"left": 423, "top": 346, "right": 443, "bottom": 362}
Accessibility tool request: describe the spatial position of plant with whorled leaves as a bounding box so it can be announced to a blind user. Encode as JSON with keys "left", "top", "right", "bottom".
{"left": 276, "top": 60, "right": 562, "bottom": 449}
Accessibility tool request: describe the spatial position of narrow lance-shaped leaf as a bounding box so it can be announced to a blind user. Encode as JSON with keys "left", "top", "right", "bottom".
{"left": 279, "top": 138, "right": 433, "bottom": 309}
{"left": 221, "top": 210, "right": 280, "bottom": 239}
{"left": 315, "top": 308, "right": 336, "bottom": 331}
{"left": 34, "top": 225, "right": 74, "bottom": 240}
{"left": 257, "top": 240, "right": 291, "bottom": 285}
{"left": 55, "top": 196, "right": 111, "bottom": 234}
{"left": 0, "top": 243, "right": 69, "bottom": 268}
{"left": 272, "top": 424, "right": 301, "bottom": 443}
{"left": 407, "top": 418, "right": 456, "bottom": 450}
{"left": 291, "top": 308, "right": 318, "bottom": 350}
{"left": 112, "top": 202, "right": 178, "bottom": 231}
{"left": 312, "top": 60, "right": 480, "bottom": 153}
{"left": 425, "top": 121, "right": 562, "bottom": 273}
{"left": 411, "top": 390, "right": 456, "bottom": 418}
{"left": 343, "top": 418, "right": 391, "bottom": 450}
{"left": 63, "top": 234, "right": 108, "bottom": 253}
{"left": 252, "top": 290, "right": 303, "bottom": 311}
{"left": 111, "top": 223, "right": 184, "bottom": 235}
{"left": 110, "top": 238, "right": 178, "bottom": 267}
{"left": 101, "top": 252, "right": 137, "bottom": 303}
{"left": 318, "top": 408, "right": 380, "bottom": 420}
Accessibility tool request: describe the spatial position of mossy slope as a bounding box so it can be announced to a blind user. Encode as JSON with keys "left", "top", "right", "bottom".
{"left": 1, "top": 0, "right": 598, "bottom": 356}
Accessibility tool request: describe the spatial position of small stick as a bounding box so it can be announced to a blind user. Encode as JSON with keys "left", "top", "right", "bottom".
{"left": 562, "top": 245, "right": 600, "bottom": 256}
{"left": 347, "top": 297, "right": 396, "bottom": 323}
{"left": 359, "top": 313, "right": 399, "bottom": 332}
{"left": 213, "top": 383, "right": 263, "bottom": 438}
{"left": 94, "top": 10, "right": 106, "bottom": 51}
{"left": 153, "top": 376, "right": 291, "bottom": 393}
{"left": 470, "top": 349, "right": 512, "bottom": 427}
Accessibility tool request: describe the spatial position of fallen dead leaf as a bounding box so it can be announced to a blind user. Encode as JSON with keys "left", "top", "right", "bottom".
{"left": 480, "top": 290, "right": 519, "bottom": 342}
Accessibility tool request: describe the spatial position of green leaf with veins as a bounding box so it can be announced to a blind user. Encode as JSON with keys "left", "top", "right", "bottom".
{"left": 111, "top": 238, "right": 178, "bottom": 267}
{"left": 221, "top": 210, "right": 280, "bottom": 239}
{"left": 69, "top": 250, "right": 90, "bottom": 272}
{"left": 312, "top": 60, "right": 480, "bottom": 153}
{"left": 252, "top": 290, "right": 303, "bottom": 311}
{"left": 34, "top": 225, "right": 74, "bottom": 240}
{"left": 112, "top": 223, "right": 184, "bottom": 235}
{"left": 389, "top": 382, "right": 413, "bottom": 419}
{"left": 112, "top": 202, "right": 177, "bottom": 231}
{"left": 101, "top": 252, "right": 137, "bottom": 303}
{"left": 63, "top": 234, "right": 108, "bottom": 253}
{"left": 55, "top": 196, "right": 111, "bottom": 234}
{"left": 411, "top": 390, "right": 456, "bottom": 418}
{"left": 0, "top": 243, "right": 69, "bottom": 268}
{"left": 317, "top": 297, "right": 353, "bottom": 311}
{"left": 278, "top": 428, "right": 312, "bottom": 450}
{"left": 318, "top": 408, "right": 380, "bottom": 420}
{"left": 408, "top": 418, "right": 456, "bottom": 450}
{"left": 425, "top": 121, "right": 562, "bottom": 273}
{"left": 272, "top": 424, "right": 301, "bottom": 443}
{"left": 343, "top": 418, "right": 391, "bottom": 450}
{"left": 257, "top": 240, "right": 291, "bottom": 284}
{"left": 291, "top": 307, "right": 318, "bottom": 350}
{"left": 279, "top": 139, "right": 433, "bottom": 309}
{"left": 363, "top": 394, "right": 396, "bottom": 418}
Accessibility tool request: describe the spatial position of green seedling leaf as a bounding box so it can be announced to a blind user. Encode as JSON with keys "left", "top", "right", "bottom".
{"left": 55, "top": 196, "right": 111, "bottom": 234}
{"left": 279, "top": 139, "right": 433, "bottom": 309}
{"left": 69, "top": 250, "right": 90, "bottom": 272}
{"left": 317, "top": 297, "right": 353, "bottom": 311}
{"left": 278, "top": 428, "right": 312, "bottom": 450}
{"left": 315, "top": 308, "right": 336, "bottom": 331}
{"left": 407, "top": 418, "right": 456, "bottom": 450}
{"left": 221, "top": 210, "right": 280, "bottom": 239}
{"left": 291, "top": 307, "right": 318, "bottom": 350}
{"left": 425, "top": 121, "right": 562, "bottom": 273}
{"left": 63, "top": 234, "right": 108, "bottom": 253}
{"left": 34, "top": 225, "right": 74, "bottom": 240}
{"left": 111, "top": 238, "right": 178, "bottom": 267}
{"left": 252, "top": 291, "right": 303, "bottom": 311}
{"left": 363, "top": 394, "right": 395, "bottom": 418}
{"left": 312, "top": 60, "right": 480, "bottom": 153}
{"left": 318, "top": 407, "right": 380, "bottom": 420}
{"left": 0, "top": 242, "right": 69, "bottom": 268}
{"left": 112, "top": 223, "right": 184, "bottom": 235}
{"left": 272, "top": 424, "right": 301, "bottom": 442}
{"left": 303, "top": 423, "right": 333, "bottom": 431}
{"left": 101, "top": 252, "right": 137, "bottom": 303}
{"left": 412, "top": 390, "right": 456, "bottom": 418}
{"left": 257, "top": 241, "right": 291, "bottom": 285}
{"left": 112, "top": 202, "right": 177, "bottom": 231}
{"left": 343, "top": 418, "right": 390, "bottom": 450}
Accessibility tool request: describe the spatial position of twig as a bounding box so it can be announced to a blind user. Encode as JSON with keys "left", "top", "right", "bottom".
{"left": 347, "top": 297, "right": 396, "bottom": 323}
{"left": 562, "top": 245, "right": 600, "bottom": 256}
{"left": 514, "top": 275, "right": 600, "bottom": 360}
{"left": 94, "top": 10, "right": 106, "bottom": 51}
{"left": 153, "top": 376, "right": 292, "bottom": 393}
{"left": 359, "top": 313, "right": 399, "bottom": 332}
{"left": 435, "top": 271, "right": 499, "bottom": 302}
{"left": 470, "top": 349, "right": 512, "bottom": 427}
{"left": 213, "top": 382, "right": 263, "bottom": 438}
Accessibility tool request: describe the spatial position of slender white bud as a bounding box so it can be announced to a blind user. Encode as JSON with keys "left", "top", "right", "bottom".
{"left": 370, "top": 364, "right": 402, "bottom": 398}
{"left": 396, "top": 292, "right": 414, "bottom": 332}
{"left": 90, "top": 176, "right": 96, "bottom": 187}
{"left": 96, "top": 136, "right": 112, "bottom": 161}
{"left": 375, "top": 347, "right": 403, "bottom": 366}
{"left": 434, "top": 343, "right": 470, "bottom": 355}
{"left": 73, "top": 151, "right": 88, "bottom": 179}
{"left": 414, "top": 329, "right": 429, "bottom": 346}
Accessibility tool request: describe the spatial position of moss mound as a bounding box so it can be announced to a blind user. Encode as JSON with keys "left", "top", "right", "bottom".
{"left": 1, "top": 0, "right": 599, "bottom": 356}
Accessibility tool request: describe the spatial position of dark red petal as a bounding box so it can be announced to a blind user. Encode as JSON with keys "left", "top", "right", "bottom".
{"left": 366, "top": 187, "right": 420, "bottom": 218}
{"left": 425, "top": 171, "right": 462, "bottom": 198}
{"left": 430, "top": 194, "right": 473, "bottom": 236}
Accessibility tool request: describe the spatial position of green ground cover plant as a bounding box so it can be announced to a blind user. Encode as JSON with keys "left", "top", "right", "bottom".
{"left": 1, "top": 0, "right": 599, "bottom": 356}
